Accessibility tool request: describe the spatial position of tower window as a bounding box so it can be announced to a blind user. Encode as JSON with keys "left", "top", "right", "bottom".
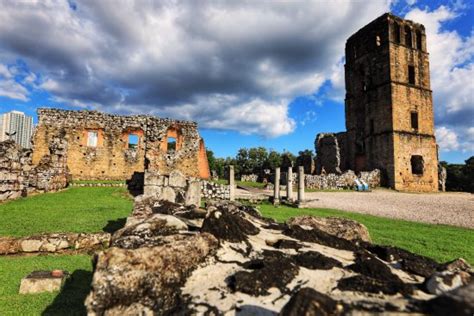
{"left": 410, "top": 112, "right": 419, "bottom": 130}
{"left": 167, "top": 136, "right": 176, "bottom": 152}
{"left": 87, "top": 131, "right": 98, "bottom": 147}
{"left": 392, "top": 22, "right": 401, "bottom": 44}
{"left": 370, "top": 119, "right": 375, "bottom": 134}
{"left": 405, "top": 25, "right": 412, "bottom": 48}
{"left": 408, "top": 65, "right": 415, "bottom": 84}
{"left": 128, "top": 134, "right": 139, "bottom": 149}
{"left": 376, "top": 35, "right": 381, "bottom": 47}
{"left": 411, "top": 155, "right": 424, "bottom": 175}
{"left": 416, "top": 30, "right": 422, "bottom": 50}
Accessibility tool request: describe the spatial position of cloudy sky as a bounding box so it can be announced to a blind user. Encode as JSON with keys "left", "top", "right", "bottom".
{"left": 0, "top": 0, "right": 472, "bottom": 162}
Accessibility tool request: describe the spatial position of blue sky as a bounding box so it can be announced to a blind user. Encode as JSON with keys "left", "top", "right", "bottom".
{"left": 0, "top": 0, "right": 472, "bottom": 163}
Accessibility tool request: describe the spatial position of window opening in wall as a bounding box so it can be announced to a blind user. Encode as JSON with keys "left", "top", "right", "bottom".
{"left": 416, "top": 30, "right": 422, "bottom": 50}
{"left": 128, "top": 134, "right": 139, "bottom": 149}
{"left": 376, "top": 35, "right": 381, "bottom": 46}
{"left": 393, "top": 22, "right": 401, "bottom": 43}
{"left": 411, "top": 155, "right": 424, "bottom": 175}
{"left": 370, "top": 119, "right": 375, "bottom": 134}
{"left": 405, "top": 25, "right": 412, "bottom": 48}
{"left": 408, "top": 65, "right": 415, "bottom": 84}
{"left": 167, "top": 136, "right": 176, "bottom": 152}
{"left": 87, "top": 131, "right": 98, "bottom": 147}
{"left": 411, "top": 112, "right": 419, "bottom": 130}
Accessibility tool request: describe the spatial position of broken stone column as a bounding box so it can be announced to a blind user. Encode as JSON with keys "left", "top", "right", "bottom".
{"left": 287, "top": 167, "right": 293, "bottom": 202}
{"left": 274, "top": 167, "right": 280, "bottom": 204}
{"left": 298, "top": 166, "right": 305, "bottom": 203}
{"left": 229, "top": 165, "right": 235, "bottom": 201}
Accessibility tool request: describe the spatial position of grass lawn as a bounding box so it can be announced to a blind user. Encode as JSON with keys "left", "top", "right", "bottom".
{"left": 71, "top": 180, "right": 126, "bottom": 184}
{"left": 259, "top": 204, "right": 474, "bottom": 264}
{"left": 0, "top": 187, "right": 133, "bottom": 237}
{"left": 0, "top": 254, "right": 93, "bottom": 316}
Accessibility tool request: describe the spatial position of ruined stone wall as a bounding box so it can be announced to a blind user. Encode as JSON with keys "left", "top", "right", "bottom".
{"left": 32, "top": 109, "right": 210, "bottom": 181}
{"left": 315, "top": 133, "right": 342, "bottom": 174}
{"left": 304, "top": 169, "right": 381, "bottom": 190}
{"left": 0, "top": 138, "right": 69, "bottom": 202}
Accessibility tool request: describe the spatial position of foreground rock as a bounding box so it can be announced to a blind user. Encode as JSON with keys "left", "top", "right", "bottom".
{"left": 287, "top": 215, "right": 371, "bottom": 242}
{"left": 85, "top": 198, "right": 473, "bottom": 315}
{"left": 19, "top": 270, "right": 69, "bottom": 294}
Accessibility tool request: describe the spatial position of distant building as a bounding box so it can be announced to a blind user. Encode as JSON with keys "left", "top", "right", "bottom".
{"left": 0, "top": 111, "right": 34, "bottom": 148}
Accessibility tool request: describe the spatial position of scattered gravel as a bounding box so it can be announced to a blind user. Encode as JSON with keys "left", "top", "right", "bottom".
{"left": 303, "top": 190, "right": 474, "bottom": 229}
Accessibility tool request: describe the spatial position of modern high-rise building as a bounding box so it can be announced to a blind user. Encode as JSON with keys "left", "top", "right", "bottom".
{"left": 0, "top": 111, "right": 34, "bottom": 148}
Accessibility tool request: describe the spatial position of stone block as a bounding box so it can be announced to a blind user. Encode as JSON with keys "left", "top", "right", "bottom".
{"left": 19, "top": 270, "right": 68, "bottom": 294}
{"left": 21, "top": 239, "right": 43, "bottom": 252}
{"left": 168, "top": 171, "right": 186, "bottom": 188}
{"left": 161, "top": 187, "right": 176, "bottom": 203}
{"left": 185, "top": 181, "right": 201, "bottom": 206}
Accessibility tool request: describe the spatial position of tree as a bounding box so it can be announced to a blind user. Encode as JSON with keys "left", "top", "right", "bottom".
{"left": 280, "top": 150, "right": 296, "bottom": 169}
{"left": 206, "top": 150, "right": 216, "bottom": 172}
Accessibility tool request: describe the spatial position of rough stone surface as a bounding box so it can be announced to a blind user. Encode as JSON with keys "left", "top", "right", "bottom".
{"left": 288, "top": 215, "right": 371, "bottom": 242}
{"left": 85, "top": 234, "right": 218, "bottom": 315}
{"left": 200, "top": 180, "right": 230, "bottom": 200}
{"left": 85, "top": 196, "right": 473, "bottom": 315}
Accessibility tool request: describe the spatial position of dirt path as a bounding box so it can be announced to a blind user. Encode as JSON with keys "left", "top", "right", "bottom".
{"left": 302, "top": 190, "right": 474, "bottom": 229}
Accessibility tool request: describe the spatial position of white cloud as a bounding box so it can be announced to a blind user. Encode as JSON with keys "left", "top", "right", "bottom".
{"left": 406, "top": 5, "right": 474, "bottom": 153}
{"left": 436, "top": 126, "right": 460, "bottom": 151}
{"left": 0, "top": 63, "right": 29, "bottom": 101}
{"left": 0, "top": 0, "right": 391, "bottom": 137}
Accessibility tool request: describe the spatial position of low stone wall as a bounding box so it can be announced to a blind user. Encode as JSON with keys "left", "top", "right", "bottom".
{"left": 240, "top": 174, "right": 258, "bottom": 182}
{"left": 304, "top": 169, "right": 381, "bottom": 190}
{"left": 0, "top": 139, "right": 69, "bottom": 202}
{"left": 0, "top": 232, "right": 110, "bottom": 255}
{"left": 201, "top": 181, "right": 230, "bottom": 200}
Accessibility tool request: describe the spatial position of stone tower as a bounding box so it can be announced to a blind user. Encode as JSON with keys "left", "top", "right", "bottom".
{"left": 344, "top": 13, "right": 438, "bottom": 192}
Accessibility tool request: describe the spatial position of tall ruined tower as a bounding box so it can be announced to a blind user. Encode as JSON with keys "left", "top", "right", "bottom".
{"left": 344, "top": 13, "right": 438, "bottom": 192}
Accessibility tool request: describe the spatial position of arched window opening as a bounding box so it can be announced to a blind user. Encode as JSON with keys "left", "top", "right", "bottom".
{"left": 416, "top": 30, "right": 422, "bottom": 50}
{"left": 128, "top": 134, "right": 139, "bottom": 149}
{"left": 405, "top": 25, "right": 412, "bottom": 48}
{"left": 392, "top": 22, "right": 401, "bottom": 43}
{"left": 167, "top": 136, "right": 176, "bottom": 153}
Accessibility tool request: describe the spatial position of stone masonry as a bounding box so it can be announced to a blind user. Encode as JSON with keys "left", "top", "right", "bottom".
{"left": 32, "top": 109, "right": 210, "bottom": 181}
{"left": 0, "top": 138, "right": 69, "bottom": 202}
{"left": 315, "top": 13, "right": 438, "bottom": 192}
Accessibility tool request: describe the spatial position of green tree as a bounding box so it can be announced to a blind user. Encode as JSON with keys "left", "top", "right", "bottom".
{"left": 280, "top": 150, "right": 296, "bottom": 169}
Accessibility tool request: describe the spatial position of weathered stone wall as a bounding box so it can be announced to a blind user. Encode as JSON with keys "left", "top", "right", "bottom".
{"left": 304, "top": 169, "right": 381, "bottom": 190}
{"left": 200, "top": 181, "right": 230, "bottom": 200}
{"left": 0, "top": 139, "right": 69, "bottom": 202}
{"left": 32, "top": 109, "right": 210, "bottom": 181}
{"left": 315, "top": 133, "right": 342, "bottom": 174}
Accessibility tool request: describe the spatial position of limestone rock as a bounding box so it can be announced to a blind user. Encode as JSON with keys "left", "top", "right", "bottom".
{"left": 168, "top": 170, "right": 186, "bottom": 188}
{"left": 85, "top": 233, "right": 218, "bottom": 315}
{"left": 20, "top": 239, "right": 43, "bottom": 252}
{"left": 425, "top": 271, "right": 471, "bottom": 295}
{"left": 184, "top": 180, "right": 201, "bottom": 206}
{"left": 287, "top": 215, "right": 371, "bottom": 242}
{"left": 426, "top": 281, "right": 474, "bottom": 316}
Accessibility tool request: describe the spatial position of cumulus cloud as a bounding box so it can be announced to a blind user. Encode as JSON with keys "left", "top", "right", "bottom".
{"left": 0, "top": 0, "right": 391, "bottom": 137}
{"left": 405, "top": 6, "right": 474, "bottom": 152}
{"left": 0, "top": 63, "right": 29, "bottom": 101}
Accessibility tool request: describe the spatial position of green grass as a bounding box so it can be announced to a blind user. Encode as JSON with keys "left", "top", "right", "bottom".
{"left": 0, "top": 187, "right": 133, "bottom": 237}
{"left": 258, "top": 204, "right": 474, "bottom": 264}
{"left": 71, "top": 180, "right": 125, "bottom": 184}
{"left": 0, "top": 254, "right": 93, "bottom": 316}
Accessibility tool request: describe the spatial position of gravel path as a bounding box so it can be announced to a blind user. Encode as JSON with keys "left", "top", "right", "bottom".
{"left": 302, "top": 190, "right": 474, "bottom": 229}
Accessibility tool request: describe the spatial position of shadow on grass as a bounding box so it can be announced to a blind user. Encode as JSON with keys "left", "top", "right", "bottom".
{"left": 102, "top": 218, "right": 127, "bottom": 234}
{"left": 42, "top": 269, "right": 92, "bottom": 316}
